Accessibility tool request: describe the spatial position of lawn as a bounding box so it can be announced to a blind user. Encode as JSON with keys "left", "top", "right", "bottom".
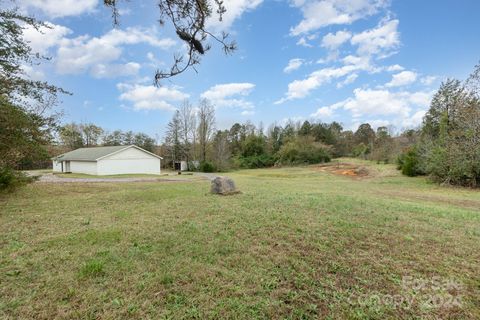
{"left": 1, "top": 160, "right": 479, "bottom": 319}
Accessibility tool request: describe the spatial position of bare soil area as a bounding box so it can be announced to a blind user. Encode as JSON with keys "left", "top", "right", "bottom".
{"left": 314, "top": 162, "right": 370, "bottom": 178}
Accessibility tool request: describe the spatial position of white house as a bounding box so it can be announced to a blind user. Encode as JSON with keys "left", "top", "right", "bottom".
{"left": 52, "top": 145, "right": 162, "bottom": 175}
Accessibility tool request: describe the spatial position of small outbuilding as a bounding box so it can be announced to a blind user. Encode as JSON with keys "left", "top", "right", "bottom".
{"left": 52, "top": 145, "right": 162, "bottom": 175}
{"left": 174, "top": 161, "right": 188, "bottom": 171}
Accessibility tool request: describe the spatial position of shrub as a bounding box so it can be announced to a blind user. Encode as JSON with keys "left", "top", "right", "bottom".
{"left": 276, "top": 136, "right": 331, "bottom": 165}
{"left": 426, "top": 143, "right": 480, "bottom": 187}
{"left": 0, "top": 167, "right": 33, "bottom": 192}
{"left": 397, "top": 147, "right": 422, "bottom": 177}
{"left": 236, "top": 154, "right": 275, "bottom": 169}
{"left": 352, "top": 143, "right": 369, "bottom": 158}
{"left": 241, "top": 135, "right": 266, "bottom": 158}
{"left": 199, "top": 161, "right": 216, "bottom": 173}
{"left": 423, "top": 145, "right": 448, "bottom": 181}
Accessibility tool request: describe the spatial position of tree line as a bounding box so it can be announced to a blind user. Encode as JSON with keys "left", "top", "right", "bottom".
{"left": 57, "top": 123, "right": 156, "bottom": 153}
{"left": 1, "top": 8, "right": 67, "bottom": 190}
{"left": 397, "top": 63, "right": 480, "bottom": 187}
{"left": 162, "top": 100, "right": 407, "bottom": 171}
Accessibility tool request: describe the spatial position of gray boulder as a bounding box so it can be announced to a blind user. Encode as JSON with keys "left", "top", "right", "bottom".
{"left": 210, "top": 176, "right": 239, "bottom": 195}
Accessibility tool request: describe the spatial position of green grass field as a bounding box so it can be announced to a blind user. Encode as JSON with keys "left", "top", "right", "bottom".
{"left": 1, "top": 160, "right": 479, "bottom": 319}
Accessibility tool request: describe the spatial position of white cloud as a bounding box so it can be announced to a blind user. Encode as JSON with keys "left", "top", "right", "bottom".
{"left": 407, "top": 91, "right": 432, "bottom": 106}
{"left": 370, "top": 119, "right": 391, "bottom": 128}
{"left": 351, "top": 119, "right": 390, "bottom": 130}
{"left": 21, "top": 64, "right": 45, "bottom": 80}
{"left": 90, "top": 62, "right": 141, "bottom": 78}
{"left": 146, "top": 52, "right": 163, "bottom": 67}
{"left": 55, "top": 27, "right": 175, "bottom": 77}
{"left": 344, "top": 89, "right": 407, "bottom": 117}
{"left": 311, "top": 100, "right": 344, "bottom": 118}
{"left": 241, "top": 110, "right": 255, "bottom": 116}
{"left": 386, "top": 70, "right": 417, "bottom": 87}
{"left": 201, "top": 83, "right": 254, "bottom": 101}
{"left": 21, "top": 0, "right": 98, "bottom": 18}
{"left": 321, "top": 30, "right": 351, "bottom": 50}
{"left": 117, "top": 83, "right": 188, "bottom": 111}
{"left": 20, "top": 22, "right": 72, "bottom": 80}
{"left": 22, "top": 22, "right": 72, "bottom": 54}
{"left": 401, "top": 110, "right": 426, "bottom": 128}
{"left": 291, "top": 0, "right": 387, "bottom": 36}
{"left": 279, "top": 22, "right": 402, "bottom": 103}
{"left": 332, "top": 88, "right": 432, "bottom": 118}
{"left": 22, "top": 23, "right": 175, "bottom": 79}
{"left": 207, "top": 0, "right": 263, "bottom": 30}
{"left": 296, "top": 34, "right": 318, "bottom": 47}
{"left": 336, "top": 73, "right": 358, "bottom": 88}
{"left": 311, "top": 106, "right": 333, "bottom": 118}
{"left": 276, "top": 62, "right": 369, "bottom": 103}
{"left": 341, "top": 54, "right": 372, "bottom": 69}
{"left": 354, "top": 111, "right": 426, "bottom": 131}
{"left": 420, "top": 75, "right": 437, "bottom": 86}
{"left": 386, "top": 64, "right": 404, "bottom": 72}
{"left": 201, "top": 82, "right": 256, "bottom": 110}
{"left": 318, "top": 88, "right": 432, "bottom": 130}
{"left": 297, "top": 37, "right": 312, "bottom": 47}
{"left": 284, "top": 58, "right": 304, "bottom": 73}
{"left": 350, "top": 19, "right": 400, "bottom": 58}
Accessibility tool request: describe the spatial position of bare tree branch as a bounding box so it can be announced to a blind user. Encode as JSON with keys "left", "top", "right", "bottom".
{"left": 104, "top": 0, "right": 236, "bottom": 85}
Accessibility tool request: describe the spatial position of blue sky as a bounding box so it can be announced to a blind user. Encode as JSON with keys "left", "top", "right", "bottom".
{"left": 18, "top": 0, "right": 480, "bottom": 139}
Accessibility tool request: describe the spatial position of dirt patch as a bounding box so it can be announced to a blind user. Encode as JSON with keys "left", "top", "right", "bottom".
{"left": 314, "top": 163, "right": 370, "bottom": 179}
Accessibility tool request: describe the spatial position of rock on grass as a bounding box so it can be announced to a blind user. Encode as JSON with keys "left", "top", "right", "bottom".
{"left": 210, "top": 176, "right": 240, "bottom": 195}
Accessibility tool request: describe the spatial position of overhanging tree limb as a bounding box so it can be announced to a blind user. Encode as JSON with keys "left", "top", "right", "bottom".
{"left": 104, "top": 0, "right": 236, "bottom": 85}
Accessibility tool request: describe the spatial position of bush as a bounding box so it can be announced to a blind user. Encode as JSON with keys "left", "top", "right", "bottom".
{"left": 397, "top": 147, "right": 422, "bottom": 177}
{"left": 423, "top": 145, "right": 448, "bottom": 181}
{"left": 199, "top": 161, "right": 216, "bottom": 173}
{"left": 236, "top": 154, "right": 275, "bottom": 169}
{"left": 0, "top": 167, "right": 33, "bottom": 192}
{"left": 352, "top": 143, "right": 369, "bottom": 158}
{"left": 241, "top": 135, "right": 266, "bottom": 158}
{"left": 234, "top": 134, "right": 276, "bottom": 169}
{"left": 276, "top": 136, "right": 331, "bottom": 165}
{"left": 426, "top": 143, "right": 480, "bottom": 187}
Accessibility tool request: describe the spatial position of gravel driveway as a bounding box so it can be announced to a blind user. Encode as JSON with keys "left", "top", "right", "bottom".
{"left": 192, "top": 172, "right": 218, "bottom": 181}
{"left": 34, "top": 173, "right": 203, "bottom": 183}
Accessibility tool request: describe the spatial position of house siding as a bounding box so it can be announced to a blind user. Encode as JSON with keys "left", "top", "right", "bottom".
{"left": 70, "top": 161, "right": 98, "bottom": 175}
{"left": 52, "top": 160, "right": 62, "bottom": 172}
{"left": 97, "top": 147, "right": 161, "bottom": 175}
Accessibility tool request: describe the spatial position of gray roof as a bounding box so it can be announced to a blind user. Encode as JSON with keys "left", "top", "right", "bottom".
{"left": 53, "top": 145, "right": 129, "bottom": 161}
